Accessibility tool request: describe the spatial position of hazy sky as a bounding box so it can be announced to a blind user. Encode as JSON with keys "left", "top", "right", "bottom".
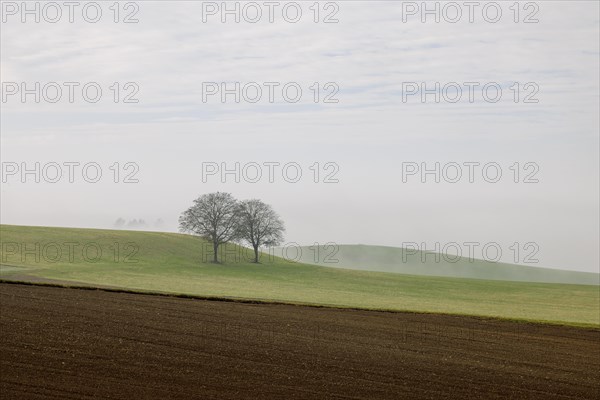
{"left": 1, "top": 1, "right": 599, "bottom": 272}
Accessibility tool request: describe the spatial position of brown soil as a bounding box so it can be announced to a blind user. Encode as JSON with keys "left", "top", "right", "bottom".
{"left": 1, "top": 283, "right": 598, "bottom": 399}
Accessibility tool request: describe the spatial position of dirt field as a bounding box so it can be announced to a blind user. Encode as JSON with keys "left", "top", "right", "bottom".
{"left": 1, "top": 283, "right": 598, "bottom": 399}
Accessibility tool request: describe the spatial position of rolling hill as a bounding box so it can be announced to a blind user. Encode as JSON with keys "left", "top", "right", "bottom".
{"left": 1, "top": 224, "right": 598, "bottom": 326}
{"left": 278, "top": 244, "right": 599, "bottom": 285}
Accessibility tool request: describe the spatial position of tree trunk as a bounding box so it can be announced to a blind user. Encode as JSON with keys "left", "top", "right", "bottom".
{"left": 253, "top": 245, "right": 259, "bottom": 263}
{"left": 213, "top": 242, "right": 219, "bottom": 263}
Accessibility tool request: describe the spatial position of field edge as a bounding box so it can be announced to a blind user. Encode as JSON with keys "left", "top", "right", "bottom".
{"left": 2, "top": 279, "right": 598, "bottom": 330}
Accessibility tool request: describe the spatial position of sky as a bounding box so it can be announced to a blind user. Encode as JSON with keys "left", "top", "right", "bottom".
{"left": 1, "top": 1, "right": 599, "bottom": 272}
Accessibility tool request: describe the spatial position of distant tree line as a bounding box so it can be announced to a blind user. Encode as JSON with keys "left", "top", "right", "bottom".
{"left": 179, "top": 192, "right": 285, "bottom": 263}
{"left": 114, "top": 218, "right": 165, "bottom": 230}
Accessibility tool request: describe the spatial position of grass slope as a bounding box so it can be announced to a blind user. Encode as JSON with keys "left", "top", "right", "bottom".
{"left": 282, "top": 244, "right": 599, "bottom": 285}
{"left": 1, "top": 224, "right": 599, "bottom": 326}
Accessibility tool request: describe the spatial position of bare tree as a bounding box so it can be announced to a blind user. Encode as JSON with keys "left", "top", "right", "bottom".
{"left": 114, "top": 218, "right": 125, "bottom": 229}
{"left": 237, "top": 199, "right": 285, "bottom": 263}
{"left": 179, "top": 192, "right": 240, "bottom": 263}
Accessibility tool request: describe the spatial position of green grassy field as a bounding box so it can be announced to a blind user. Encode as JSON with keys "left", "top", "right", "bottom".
{"left": 1, "top": 224, "right": 599, "bottom": 327}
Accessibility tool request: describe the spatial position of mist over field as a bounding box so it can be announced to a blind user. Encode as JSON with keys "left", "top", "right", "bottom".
{"left": 283, "top": 244, "right": 600, "bottom": 285}
{"left": 1, "top": 1, "right": 599, "bottom": 273}
{"left": 1, "top": 2, "right": 600, "bottom": 399}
